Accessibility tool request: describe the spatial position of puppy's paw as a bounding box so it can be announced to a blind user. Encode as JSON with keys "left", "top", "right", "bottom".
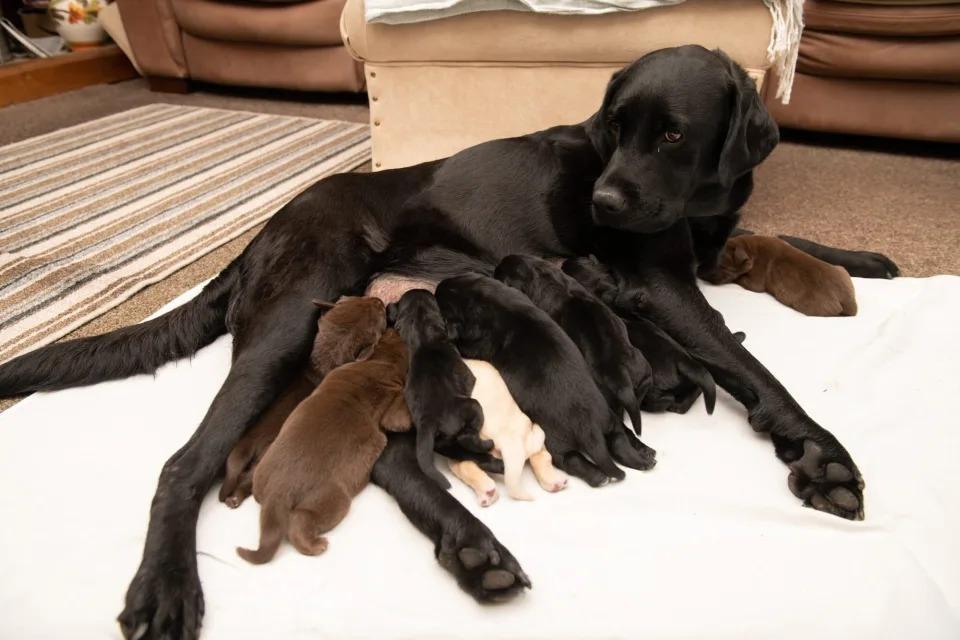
{"left": 479, "top": 487, "right": 499, "bottom": 508}
{"left": 784, "top": 439, "right": 864, "bottom": 520}
{"left": 844, "top": 251, "right": 900, "bottom": 279}
{"left": 224, "top": 495, "right": 243, "bottom": 509}
{"left": 438, "top": 521, "right": 531, "bottom": 602}
{"left": 507, "top": 488, "right": 534, "bottom": 502}
{"left": 539, "top": 470, "right": 569, "bottom": 493}
{"left": 118, "top": 553, "right": 204, "bottom": 640}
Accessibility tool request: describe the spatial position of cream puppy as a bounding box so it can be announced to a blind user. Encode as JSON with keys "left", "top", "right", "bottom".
{"left": 449, "top": 359, "right": 568, "bottom": 505}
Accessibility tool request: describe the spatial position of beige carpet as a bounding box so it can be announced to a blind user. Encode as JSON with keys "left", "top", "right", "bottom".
{"left": 0, "top": 104, "right": 370, "bottom": 364}
{"left": 0, "top": 78, "right": 956, "bottom": 410}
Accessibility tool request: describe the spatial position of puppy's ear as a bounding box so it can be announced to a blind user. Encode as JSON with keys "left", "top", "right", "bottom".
{"left": 355, "top": 342, "right": 376, "bottom": 362}
{"left": 586, "top": 66, "right": 628, "bottom": 159}
{"left": 385, "top": 302, "right": 399, "bottom": 326}
{"left": 715, "top": 49, "right": 779, "bottom": 187}
{"left": 312, "top": 299, "right": 336, "bottom": 315}
{"left": 732, "top": 245, "right": 754, "bottom": 273}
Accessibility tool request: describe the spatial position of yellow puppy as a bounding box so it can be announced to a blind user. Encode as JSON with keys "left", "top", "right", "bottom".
{"left": 449, "top": 359, "right": 568, "bottom": 505}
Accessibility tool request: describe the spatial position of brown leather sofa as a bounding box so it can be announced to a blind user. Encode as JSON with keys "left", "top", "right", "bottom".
{"left": 764, "top": 0, "right": 960, "bottom": 142}
{"left": 117, "top": 0, "right": 364, "bottom": 93}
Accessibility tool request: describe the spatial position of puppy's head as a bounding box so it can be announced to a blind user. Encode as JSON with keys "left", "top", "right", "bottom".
{"left": 561, "top": 256, "right": 618, "bottom": 304}
{"left": 707, "top": 238, "right": 754, "bottom": 284}
{"left": 494, "top": 254, "right": 571, "bottom": 308}
{"left": 313, "top": 296, "right": 386, "bottom": 362}
{"left": 392, "top": 289, "right": 448, "bottom": 347}
{"left": 586, "top": 45, "right": 778, "bottom": 233}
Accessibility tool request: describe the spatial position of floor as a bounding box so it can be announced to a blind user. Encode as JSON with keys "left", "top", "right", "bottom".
{"left": 0, "top": 77, "right": 958, "bottom": 410}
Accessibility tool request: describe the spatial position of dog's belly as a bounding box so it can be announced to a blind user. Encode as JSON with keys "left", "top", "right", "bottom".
{"left": 364, "top": 275, "right": 438, "bottom": 305}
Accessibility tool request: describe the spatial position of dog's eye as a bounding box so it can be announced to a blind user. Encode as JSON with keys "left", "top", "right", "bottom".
{"left": 607, "top": 116, "right": 620, "bottom": 136}
{"left": 663, "top": 130, "right": 683, "bottom": 143}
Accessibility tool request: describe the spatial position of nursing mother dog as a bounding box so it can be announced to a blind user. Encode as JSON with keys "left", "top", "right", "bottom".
{"left": 0, "top": 45, "right": 897, "bottom": 640}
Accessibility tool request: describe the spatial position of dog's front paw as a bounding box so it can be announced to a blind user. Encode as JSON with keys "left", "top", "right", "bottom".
{"left": 118, "top": 555, "right": 204, "bottom": 640}
{"left": 844, "top": 251, "right": 900, "bottom": 279}
{"left": 437, "top": 520, "right": 531, "bottom": 602}
{"left": 783, "top": 439, "right": 864, "bottom": 520}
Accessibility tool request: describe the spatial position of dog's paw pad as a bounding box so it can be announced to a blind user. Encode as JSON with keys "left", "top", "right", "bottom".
{"left": 458, "top": 547, "right": 490, "bottom": 570}
{"left": 482, "top": 570, "right": 516, "bottom": 591}
{"left": 787, "top": 438, "right": 864, "bottom": 520}
{"left": 479, "top": 488, "right": 499, "bottom": 507}
{"left": 224, "top": 496, "right": 241, "bottom": 509}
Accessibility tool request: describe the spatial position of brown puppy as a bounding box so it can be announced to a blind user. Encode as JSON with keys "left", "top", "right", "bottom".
{"left": 704, "top": 235, "right": 858, "bottom": 317}
{"left": 237, "top": 328, "right": 410, "bottom": 564}
{"left": 218, "top": 297, "right": 387, "bottom": 508}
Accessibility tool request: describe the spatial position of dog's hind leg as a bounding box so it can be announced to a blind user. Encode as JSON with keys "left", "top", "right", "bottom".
{"left": 373, "top": 432, "right": 530, "bottom": 601}
{"left": 449, "top": 460, "right": 498, "bottom": 507}
{"left": 118, "top": 292, "right": 322, "bottom": 640}
{"left": 499, "top": 439, "right": 533, "bottom": 501}
{"left": 288, "top": 487, "right": 351, "bottom": 556}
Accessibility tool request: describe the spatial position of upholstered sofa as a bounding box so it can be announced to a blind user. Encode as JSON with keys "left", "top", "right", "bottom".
{"left": 340, "top": 0, "right": 777, "bottom": 170}
{"left": 764, "top": 0, "right": 960, "bottom": 143}
{"left": 117, "top": 0, "right": 365, "bottom": 93}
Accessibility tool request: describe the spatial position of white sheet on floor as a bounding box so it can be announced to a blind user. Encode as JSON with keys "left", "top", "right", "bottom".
{"left": 1, "top": 276, "right": 959, "bottom": 639}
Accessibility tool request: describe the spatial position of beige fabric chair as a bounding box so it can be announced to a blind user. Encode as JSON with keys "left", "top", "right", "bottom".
{"left": 340, "top": 0, "right": 775, "bottom": 169}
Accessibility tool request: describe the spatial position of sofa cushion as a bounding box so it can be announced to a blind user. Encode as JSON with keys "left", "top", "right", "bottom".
{"left": 804, "top": 0, "right": 960, "bottom": 37}
{"left": 172, "top": 0, "right": 347, "bottom": 47}
{"left": 798, "top": 30, "right": 960, "bottom": 82}
{"left": 342, "top": 0, "right": 772, "bottom": 71}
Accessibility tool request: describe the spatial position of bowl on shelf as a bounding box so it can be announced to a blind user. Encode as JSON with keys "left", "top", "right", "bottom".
{"left": 48, "top": 0, "right": 106, "bottom": 50}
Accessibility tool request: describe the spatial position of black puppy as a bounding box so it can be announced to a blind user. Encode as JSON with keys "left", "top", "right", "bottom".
{"left": 436, "top": 273, "right": 656, "bottom": 487}
{"left": 388, "top": 290, "right": 500, "bottom": 488}
{"left": 563, "top": 256, "right": 716, "bottom": 414}
{"left": 494, "top": 254, "right": 652, "bottom": 435}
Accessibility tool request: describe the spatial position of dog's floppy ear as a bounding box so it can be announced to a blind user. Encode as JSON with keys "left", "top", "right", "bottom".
{"left": 732, "top": 244, "right": 754, "bottom": 273}
{"left": 586, "top": 66, "right": 628, "bottom": 159}
{"left": 312, "top": 299, "right": 336, "bottom": 315}
{"left": 715, "top": 49, "right": 779, "bottom": 187}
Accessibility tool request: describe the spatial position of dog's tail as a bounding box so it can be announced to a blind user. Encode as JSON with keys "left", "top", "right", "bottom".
{"left": 0, "top": 259, "right": 239, "bottom": 397}
{"left": 679, "top": 359, "right": 716, "bottom": 415}
{"left": 237, "top": 499, "right": 287, "bottom": 565}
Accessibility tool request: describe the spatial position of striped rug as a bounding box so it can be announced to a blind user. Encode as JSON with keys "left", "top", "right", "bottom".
{"left": 0, "top": 104, "right": 371, "bottom": 364}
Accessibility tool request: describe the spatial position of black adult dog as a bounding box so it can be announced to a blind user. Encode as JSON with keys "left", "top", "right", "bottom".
{"left": 389, "top": 289, "right": 495, "bottom": 487}
{"left": 0, "top": 45, "right": 890, "bottom": 638}
{"left": 562, "top": 255, "right": 717, "bottom": 413}
{"left": 436, "top": 273, "right": 657, "bottom": 485}
{"left": 494, "top": 254, "right": 652, "bottom": 434}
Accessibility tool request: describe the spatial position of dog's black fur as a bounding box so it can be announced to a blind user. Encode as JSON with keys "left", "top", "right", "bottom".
{"left": 436, "top": 273, "right": 657, "bottom": 486}
{"left": 389, "top": 289, "right": 498, "bottom": 487}
{"left": 494, "top": 254, "right": 652, "bottom": 434}
{"left": 0, "top": 46, "right": 885, "bottom": 638}
{"left": 562, "top": 255, "right": 716, "bottom": 414}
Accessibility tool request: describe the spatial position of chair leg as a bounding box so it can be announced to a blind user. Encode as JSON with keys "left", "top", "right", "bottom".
{"left": 146, "top": 76, "right": 191, "bottom": 94}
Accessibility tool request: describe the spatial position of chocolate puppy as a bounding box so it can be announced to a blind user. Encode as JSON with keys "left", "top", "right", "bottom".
{"left": 496, "top": 254, "right": 652, "bottom": 435}
{"left": 237, "top": 329, "right": 410, "bottom": 564}
{"left": 436, "top": 274, "right": 656, "bottom": 488}
{"left": 703, "top": 235, "right": 858, "bottom": 317}
{"left": 219, "top": 297, "right": 387, "bottom": 508}
{"left": 563, "top": 256, "right": 716, "bottom": 414}
{"left": 389, "top": 289, "right": 501, "bottom": 488}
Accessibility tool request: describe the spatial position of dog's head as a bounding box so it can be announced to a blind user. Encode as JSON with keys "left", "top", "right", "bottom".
{"left": 312, "top": 296, "right": 386, "bottom": 365}
{"left": 391, "top": 289, "right": 448, "bottom": 348}
{"left": 705, "top": 237, "right": 754, "bottom": 284}
{"left": 586, "top": 45, "right": 779, "bottom": 233}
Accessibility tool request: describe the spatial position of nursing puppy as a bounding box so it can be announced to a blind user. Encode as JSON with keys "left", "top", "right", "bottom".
{"left": 563, "top": 256, "right": 716, "bottom": 414}
{"left": 219, "top": 297, "right": 387, "bottom": 508}
{"left": 496, "top": 254, "right": 652, "bottom": 435}
{"left": 436, "top": 273, "right": 656, "bottom": 488}
{"left": 703, "top": 235, "right": 858, "bottom": 317}
{"left": 237, "top": 329, "right": 410, "bottom": 564}
{"left": 452, "top": 359, "right": 569, "bottom": 505}
{"left": 389, "top": 289, "right": 496, "bottom": 488}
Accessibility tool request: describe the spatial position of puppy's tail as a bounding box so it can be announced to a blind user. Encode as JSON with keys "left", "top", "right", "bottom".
{"left": 679, "top": 359, "right": 716, "bottom": 415}
{"left": 0, "top": 258, "right": 239, "bottom": 397}
{"left": 237, "top": 499, "right": 287, "bottom": 565}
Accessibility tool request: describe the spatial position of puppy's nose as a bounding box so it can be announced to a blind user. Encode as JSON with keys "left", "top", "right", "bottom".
{"left": 592, "top": 188, "right": 626, "bottom": 216}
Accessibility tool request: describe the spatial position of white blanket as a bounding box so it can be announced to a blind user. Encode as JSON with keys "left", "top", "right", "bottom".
{"left": 2, "top": 276, "right": 959, "bottom": 639}
{"left": 365, "top": 0, "right": 685, "bottom": 24}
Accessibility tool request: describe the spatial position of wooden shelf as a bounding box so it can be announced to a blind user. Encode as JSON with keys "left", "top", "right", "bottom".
{"left": 0, "top": 44, "right": 137, "bottom": 108}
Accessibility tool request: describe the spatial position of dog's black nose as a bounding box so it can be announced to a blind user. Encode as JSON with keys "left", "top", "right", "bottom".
{"left": 592, "top": 188, "right": 626, "bottom": 216}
